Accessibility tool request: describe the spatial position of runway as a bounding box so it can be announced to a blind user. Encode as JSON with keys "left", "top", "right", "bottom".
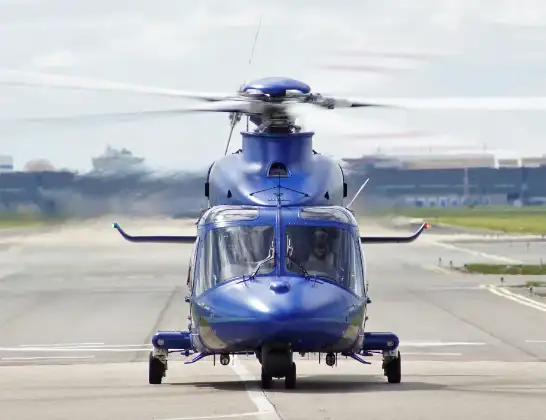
{"left": 1, "top": 218, "right": 546, "bottom": 420}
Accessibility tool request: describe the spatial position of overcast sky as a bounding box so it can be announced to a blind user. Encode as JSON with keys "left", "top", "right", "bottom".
{"left": 1, "top": 0, "right": 546, "bottom": 172}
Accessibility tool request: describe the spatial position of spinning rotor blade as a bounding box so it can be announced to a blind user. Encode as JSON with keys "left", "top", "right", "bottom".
{"left": 2, "top": 101, "right": 263, "bottom": 125}
{"left": 316, "top": 96, "right": 546, "bottom": 111}
{"left": 0, "top": 70, "right": 233, "bottom": 102}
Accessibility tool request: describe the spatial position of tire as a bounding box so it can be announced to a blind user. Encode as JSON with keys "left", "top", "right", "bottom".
{"left": 284, "top": 362, "right": 297, "bottom": 389}
{"left": 261, "top": 367, "right": 272, "bottom": 389}
{"left": 149, "top": 351, "right": 165, "bottom": 385}
{"left": 385, "top": 351, "right": 401, "bottom": 384}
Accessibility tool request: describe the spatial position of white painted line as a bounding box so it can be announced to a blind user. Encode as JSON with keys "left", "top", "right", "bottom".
{"left": 400, "top": 341, "right": 486, "bottom": 347}
{"left": 402, "top": 352, "right": 462, "bottom": 356}
{"left": 0, "top": 347, "right": 150, "bottom": 352}
{"left": 485, "top": 286, "right": 546, "bottom": 313}
{"left": 156, "top": 411, "right": 265, "bottom": 420}
{"left": 1, "top": 356, "right": 95, "bottom": 361}
{"left": 231, "top": 356, "right": 279, "bottom": 419}
{"left": 425, "top": 240, "right": 522, "bottom": 264}
{"left": 421, "top": 265, "right": 452, "bottom": 275}
{"left": 20, "top": 342, "right": 105, "bottom": 347}
{"left": 496, "top": 287, "right": 546, "bottom": 309}
{"left": 526, "top": 340, "right": 546, "bottom": 343}
{"left": 19, "top": 344, "right": 150, "bottom": 349}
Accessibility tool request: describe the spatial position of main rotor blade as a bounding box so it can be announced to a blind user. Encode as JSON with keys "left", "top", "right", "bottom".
{"left": 321, "top": 96, "right": 546, "bottom": 110}
{"left": 1, "top": 101, "right": 258, "bottom": 125}
{"left": 0, "top": 69, "right": 233, "bottom": 102}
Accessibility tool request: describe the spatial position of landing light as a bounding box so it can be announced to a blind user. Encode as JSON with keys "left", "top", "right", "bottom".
{"left": 387, "top": 340, "right": 395, "bottom": 347}
{"left": 424, "top": 223, "right": 431, "bottom": 229}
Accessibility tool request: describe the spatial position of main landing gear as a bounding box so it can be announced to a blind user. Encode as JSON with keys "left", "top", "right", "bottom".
{"left": 149, "top": 350, "right": 167, "bottom": 385}
{"left": 383, "top": 350, "right": 401, "bottom": 384}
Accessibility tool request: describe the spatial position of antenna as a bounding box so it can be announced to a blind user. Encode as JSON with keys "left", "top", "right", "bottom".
{"left": 223, "top": 15, "right": 263, "bottom": 156}
{"left": 347, "top": 178, "right": 370, "bottom": 209}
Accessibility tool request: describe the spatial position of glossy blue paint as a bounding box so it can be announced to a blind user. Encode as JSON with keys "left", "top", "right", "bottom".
{"left": 152, "top": 331, "right": 192, "bottom": 350}
{"left": 193, "top": 275, "right": 364, "bottom": 353}
{"left": 208, "top": 132, "right": 345, "bottom": 207}
{"left": 362, "top": 332, "right": 399, "bottom": 351}
{"left": 241, "top": 77, "right": 311, "bottom": 95}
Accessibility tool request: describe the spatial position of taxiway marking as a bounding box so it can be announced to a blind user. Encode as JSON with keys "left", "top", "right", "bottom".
{"left": 160, "top": 411, "right": 264, "bottom": 420}
{"left": 0, "top": 347, "right": 150, "bottom": 352}
{"left": 20, "top": 342, "right": 106, "bottom": 347}
{"left": 1, "top": 356, "right": 95, "bottom": 361}
{"left": 526, "top": 340, "right": 546, "bottom": 343}
{"left": 402, "top": 352, "right": 462, "bottom": 356}
{"left": 425, "top": 239, "right": 523, "bottom": 264}
{"left": 231, "top": 356, "right": 280, "bottom": 419}
{"left": 400, "top": 341, "right": 486, "bottom": 347}
{"left": 158, "top": 411, "right": 266, "bottom": 420}
{"left": 485, "top": 285, "right": 546, "bottom": 313}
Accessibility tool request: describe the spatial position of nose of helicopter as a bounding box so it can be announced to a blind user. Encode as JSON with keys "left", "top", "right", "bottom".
{"left": 197, "top": 276, "right": 363, "bottom": 351}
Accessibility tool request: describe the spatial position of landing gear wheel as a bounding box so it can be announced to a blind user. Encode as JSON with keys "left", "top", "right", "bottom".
{"left": 384, "top": 351, "right": 401, "bottom": 384}
{"left": 261, "top": 367, "right": 272, "bottom": 389}
{"left": 149, "top": 351, "right": 165, "bottom": 385}
{"left": 284, "top": 362, "right": 297, "bottom": 389}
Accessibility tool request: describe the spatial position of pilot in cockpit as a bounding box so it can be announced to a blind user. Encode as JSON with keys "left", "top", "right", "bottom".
{"left": 305, "top": 228, "right": 336, "bottom": 278}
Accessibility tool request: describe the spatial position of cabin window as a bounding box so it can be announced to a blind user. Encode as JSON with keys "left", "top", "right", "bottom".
{"left": 195, "top": 225, "right": 275, "bottom": 294}
{"left": 268, "top": 162, "right": 289, "bottom": 177}
{"left": 204, "top": 206, "right": 259, "bottom": 224}
{"left": 284, "top": 225, "right": 364, "bottom": 296}
{"left": 188, "top": 238, "right": 199, "bottom": 293}
{"left": 300, "top": 206, "right": 354, "bottom": 225}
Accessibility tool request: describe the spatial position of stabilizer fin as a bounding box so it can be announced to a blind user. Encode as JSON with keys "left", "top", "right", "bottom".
{"left": 360, "top": 222, "right": 430, "bottom": 244}
{"left": 112, "top": 223, "right": 197, "bottom": 244}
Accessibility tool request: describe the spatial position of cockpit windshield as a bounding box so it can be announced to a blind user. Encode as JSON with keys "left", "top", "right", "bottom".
{"left": 285, "top": 225, "right": 364, "bottom": 296}
{"left": 196, "top": 225, "right": 275, "bottom": 292}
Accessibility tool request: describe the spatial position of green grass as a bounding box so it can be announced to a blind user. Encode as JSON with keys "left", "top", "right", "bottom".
{"left": 459, "top": 263, "right": 546, "bottom": 275}
{"left": 390, "top": 206, "right": 546, "bottom": 234}
{"left": 0, "top": 213, "right": 65, "bottom": 229}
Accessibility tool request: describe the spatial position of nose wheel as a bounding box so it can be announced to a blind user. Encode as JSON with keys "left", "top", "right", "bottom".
{"left": 285, "top": 362, "right": 296, "bottom": 389}
{"left": 260, "top": 362, "right": 297, "bottom": 389}
{"left": 261, "top": 367, "right": 272, "bottom": 389}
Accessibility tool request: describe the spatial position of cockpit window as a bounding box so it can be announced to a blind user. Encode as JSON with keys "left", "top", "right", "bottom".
{"left": 195, "top": 225, "right": 275, "bottom": 294}
{"left": 285, "top": 225, "right": 364, "bottom": 296}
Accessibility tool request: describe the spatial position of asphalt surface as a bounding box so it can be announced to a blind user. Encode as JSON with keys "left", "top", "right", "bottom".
{"left": 1, "top": 218, "right": 546, "bottom": 420}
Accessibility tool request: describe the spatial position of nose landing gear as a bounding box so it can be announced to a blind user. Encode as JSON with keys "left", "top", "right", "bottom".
{"left": 259, "top": 344, "right": 297, "bottom": 389}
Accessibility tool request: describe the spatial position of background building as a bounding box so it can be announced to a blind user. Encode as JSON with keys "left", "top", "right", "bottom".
{"left": 0, "top": 155, "right": 14, "bottom": 173}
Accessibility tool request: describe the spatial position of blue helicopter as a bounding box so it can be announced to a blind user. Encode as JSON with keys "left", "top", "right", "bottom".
{"left": 99, "top": 76, "right": 432, "bottom": 389}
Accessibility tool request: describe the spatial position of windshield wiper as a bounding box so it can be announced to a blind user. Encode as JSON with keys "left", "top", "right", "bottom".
{"left": 249, "top": 252, "right": 275, "bottom": 280}
{"left": 286, "top": 254, "right": 310, "bottom": 279}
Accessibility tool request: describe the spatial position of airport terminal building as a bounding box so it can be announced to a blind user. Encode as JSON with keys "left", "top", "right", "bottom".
{"left": 1, "top": 148, "right": 546, "bottom": 216}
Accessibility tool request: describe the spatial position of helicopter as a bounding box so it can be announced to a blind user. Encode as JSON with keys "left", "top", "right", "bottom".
{"left": 97, "top": 75, "right": 434, "bottom": 389}
{"left": 3, "top": 72, "right": 544, "bottom": 389}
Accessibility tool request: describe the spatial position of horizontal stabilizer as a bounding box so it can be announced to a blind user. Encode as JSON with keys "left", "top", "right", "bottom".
{"left": 360, "top": 222, "right": 429, "bottom": 244}
{"left": 112, "top": 223, "right": 197, "bottom": 244}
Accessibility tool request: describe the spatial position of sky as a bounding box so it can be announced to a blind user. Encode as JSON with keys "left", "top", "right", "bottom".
{"left": 1, "top": 0, "right": 546, "bottom": 172}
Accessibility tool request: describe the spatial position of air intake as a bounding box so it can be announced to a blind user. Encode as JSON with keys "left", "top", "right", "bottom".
{"left": 268, "top": 162, "right": 289, "bottom": 177}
